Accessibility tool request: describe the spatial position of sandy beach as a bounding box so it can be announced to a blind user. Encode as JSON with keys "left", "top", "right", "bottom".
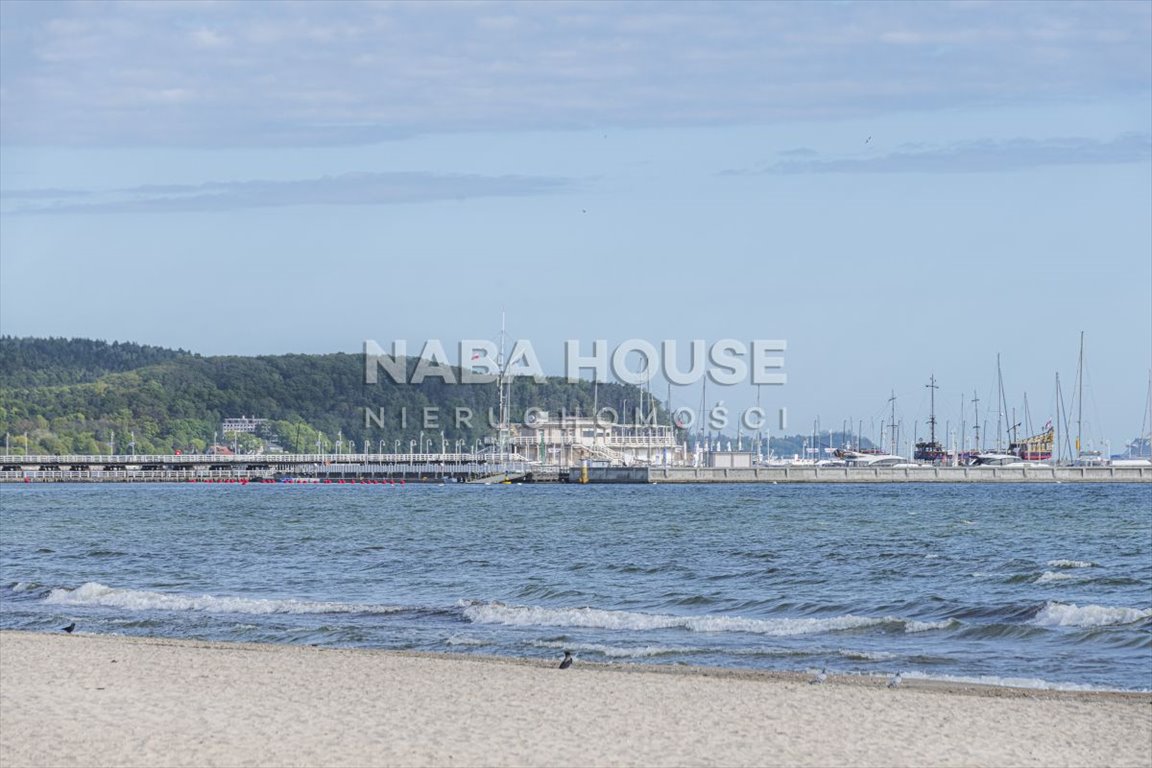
{"left": 1, "top": 631, "right": 1149, "bottom": 768}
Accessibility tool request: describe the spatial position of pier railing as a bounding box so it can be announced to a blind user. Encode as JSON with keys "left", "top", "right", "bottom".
{"left": 1, "top": 452, "right": 525, "bottom": 466}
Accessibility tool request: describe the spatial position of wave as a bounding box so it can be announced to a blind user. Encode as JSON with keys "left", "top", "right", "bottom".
{"left": 904, "top": 619, "right": 958, "bottom": 633}
{"left": 43, "top": 582, "right": 408, "bottom": 616}
{"left": 900, "top": 671, "right": 1125, "bottom": 693}
{"left": 955, "top": 623, "right": 1050, "bottom": 641}
{"left": 838, "top": 649, "right": 898, "bottom": 661}
{"left": 1047, "top": 559, "right": 1095, "bottom": 569}
{"left": 530, "top": 639, "right": 697, "bottom": 659}
{"left": 1031, "top": 601, "right": 1152, "bottom": 628}
{"left": 460, "top": 601, "right": 949, "bottom": 637}
{"left": 444, "top": 634, "right": 489, "bottom": 647}
{"left": 1034, "top": 571, "right": 1075, "bottom": 584}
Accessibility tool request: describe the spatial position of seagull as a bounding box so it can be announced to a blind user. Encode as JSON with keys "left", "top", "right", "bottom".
{"left": 61, "top": 622, "right": 75, "bottom": 634}
{"left": 559, "top": 650, "right": 573, "bottom": 669}
{"left": 887, "top": 671, "right": 903, "bottom": 689}
{"left": 865, "top": 136, "right": 872, "bottom": 143}
{"left": 809, "top": 666, "right": 827, "bottom": 684}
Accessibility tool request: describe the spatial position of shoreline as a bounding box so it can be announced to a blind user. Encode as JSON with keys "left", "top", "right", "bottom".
{"left": 3, "top": 631, "right": 1149, "bottom": 767}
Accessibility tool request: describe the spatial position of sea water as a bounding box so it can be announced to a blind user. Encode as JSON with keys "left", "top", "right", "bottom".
{"left": 1, "top": 483, "right": 1149, "bottom": 691}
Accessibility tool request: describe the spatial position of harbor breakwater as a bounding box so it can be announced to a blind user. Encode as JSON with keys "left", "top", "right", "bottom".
{"left": 577, "top": 465, "right": 1151, "bottom": 484}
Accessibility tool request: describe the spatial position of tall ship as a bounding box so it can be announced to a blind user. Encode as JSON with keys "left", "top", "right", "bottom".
{"left": 914, "top": 375, "right": 947, "bottom": 463}
{"left": 1008, "top": 423, "right": 1054, "bottom": 462}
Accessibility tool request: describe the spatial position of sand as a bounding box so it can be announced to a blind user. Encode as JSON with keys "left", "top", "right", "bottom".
{"left": 1, "top": 631, "right": 1149, "bottom": 768}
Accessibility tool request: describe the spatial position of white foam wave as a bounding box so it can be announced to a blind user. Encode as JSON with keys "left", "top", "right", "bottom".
{"left": 1047, "top": 559, "right": 1095, "bottom": 569}
{"left": 1031, "top": 601, "right": 1152, "bottom": 628}
{"left": 838, "top": 649, "right": 897, "bottom": 661}
{"left": 904, "top": 619, "right": 957, "bottom": 633}
{"left": 1034, "top": 571, "right": 1075, "bottom": 584}
{"left": 445, "top": 635, "right": 488, "bottom": 647}
{"left": 900, "top": 671, "right": 1125, "bottom": 692}
{"left": 531, "top": 639, "right": 693, "bottom": 658}
{"left": 11, "top": 582, "right": 32, "bottom": 593}
{"left": 463, "top": 601, "right": 889, "bottom": 636}
{"left": 44, "top": 582, "right": 406, "bottom": 616}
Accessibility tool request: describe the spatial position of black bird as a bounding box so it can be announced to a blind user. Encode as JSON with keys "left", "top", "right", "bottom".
{"left": 559, "top": 650, "right": 573, "bottom": 669}
{"left": 61, "top": 622, "right": 75, "bottom": 634}
{"left": 866, "top": 136, "right": 872, "bottom": 143}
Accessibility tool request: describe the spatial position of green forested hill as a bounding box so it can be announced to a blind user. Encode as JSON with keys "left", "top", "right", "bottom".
{"left": 0, "top": 337, "right": 191, "bottom": 388}
{"left": 0, "top": 337, "right": 646, "bottom": 455}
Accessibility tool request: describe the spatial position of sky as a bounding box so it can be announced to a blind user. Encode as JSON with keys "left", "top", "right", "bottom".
{"left": 1, "top": 0, "right": 1150, "bottom": 454}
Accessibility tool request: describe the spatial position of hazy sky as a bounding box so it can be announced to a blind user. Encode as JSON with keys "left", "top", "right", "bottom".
{"left": 1, "top": 1, "right": 1150, "bottom": 453}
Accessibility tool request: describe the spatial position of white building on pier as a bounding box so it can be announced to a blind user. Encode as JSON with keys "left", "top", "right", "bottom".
{"left": 509, "top": 412, "right": 685, "bottom": 466}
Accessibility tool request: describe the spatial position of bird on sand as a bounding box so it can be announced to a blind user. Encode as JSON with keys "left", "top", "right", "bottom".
{"left": 887, "top": 671, "right": 903, "bottom": 689}
{"left": 809, "top": 666, "right": 827, "bottom": 684}
{"left": 61, "top": 622, "right": 76, "bottom": 633}
{"left": 559, "top": 650, "right": 573, "bottom": 669}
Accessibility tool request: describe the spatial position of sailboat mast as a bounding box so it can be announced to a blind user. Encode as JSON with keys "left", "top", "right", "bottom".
{"left": 996, "top": 354, "right": 1004, "bottom": 452}
{"left": 698, "top": 377, "right": 707, "bottom": 452}
{"left": 926, "top": 374, "right": 938, "bottom": 445}
{"left": 972, "top": 391, "right": 981, "bottom": 452}
{"left": 888, "top": 390, "right": 897, "bottom": 455}
{"left": 1076, "top": 331, "right": 1084, "bottom": 459}
{"left": 959, "top": 393, "right": 966, "bottom": 454}
{"left": 497, "top": 311, "right": 508, "bottom": 454}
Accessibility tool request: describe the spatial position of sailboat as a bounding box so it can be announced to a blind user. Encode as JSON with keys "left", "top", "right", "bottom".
{"left": 970, "top": 354, "right": 1049, "bottom": 467}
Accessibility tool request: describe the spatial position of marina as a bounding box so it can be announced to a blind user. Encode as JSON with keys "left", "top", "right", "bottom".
{"left": 1, "top": 451, "right": 1148, "bottom": 483}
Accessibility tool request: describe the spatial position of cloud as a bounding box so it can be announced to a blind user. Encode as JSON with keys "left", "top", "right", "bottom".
{"left": 723, "top": 134, "right": 1152, "bottom": 175}
{"left": 0, "top": 171, "right": 577, "bottom": 215}
{"left": 0, "top": 1, "right": 1148, "bottom": 147}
